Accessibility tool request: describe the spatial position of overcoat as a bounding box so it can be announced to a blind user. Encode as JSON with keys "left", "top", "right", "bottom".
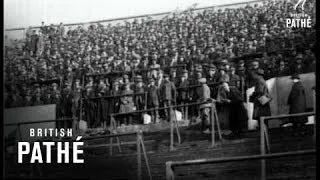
{"left": 287, "top": 81, "right": 307, "bottom": 124}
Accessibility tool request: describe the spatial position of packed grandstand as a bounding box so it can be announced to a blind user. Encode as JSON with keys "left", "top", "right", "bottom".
{"left": 4, "top": 0, "right": 316, "bottom": 127}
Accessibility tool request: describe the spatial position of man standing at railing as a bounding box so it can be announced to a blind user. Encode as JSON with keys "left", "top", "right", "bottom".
{"left": 249, "top": 69, "right": 272, "bottom": 126}
{"left": 119, "top": 82, "right": 134, "bottom": 125}
{"left": 286, "top": 74, "right": 308, "bottom": 135}
{"left": 160, "top": 74, "right": 177, "bottom": 121}
{"left": 217, "top": 78, "right": 247, "bottom": 138}
{"left": 196, "top": 78, "right": 211, "bottom": 134}
{"left": 147, "top": 78, "right": 160, "bottom": 123}
{"left": 178, "top": 72, "right": 189, "bottom": 120}
{"left": 133, "top": 75, "right": 145, "bottom": 111}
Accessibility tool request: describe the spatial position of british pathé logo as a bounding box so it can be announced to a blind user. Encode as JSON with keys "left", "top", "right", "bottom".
{"left": 286, "top": 0, "right": 312, "bottom": 28}
{"left": 294, "top": 0, "right": 307, "bottom": 11}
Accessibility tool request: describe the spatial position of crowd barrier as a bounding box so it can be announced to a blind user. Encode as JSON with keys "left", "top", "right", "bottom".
{"left": 110, "top": 100, "right": 222, "bottom": 151}
{"left": 165, "top": 111, "right": 317, "bottom": 180}
{"left": 165, "top": 149, "right": 316, "bottom": 180}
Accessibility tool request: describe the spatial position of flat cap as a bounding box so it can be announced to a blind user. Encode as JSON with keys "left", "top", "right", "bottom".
{"left": 198, "top": 78, "right": 207, "bottom": 84}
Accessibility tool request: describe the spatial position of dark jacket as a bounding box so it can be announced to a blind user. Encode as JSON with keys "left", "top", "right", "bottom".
{"left": 147, "top": 85, "right": 160, "bottom": 107}
{"left": 160, "top": 80, "right": 176, "bottom": 101}
{"left": 287, "top": 81, "right": 307, "bottom": 123}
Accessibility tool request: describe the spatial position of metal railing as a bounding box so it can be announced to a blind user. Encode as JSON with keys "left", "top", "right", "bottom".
{"left": 165, "top": 111, "right": 316, "bottom": 180}
{"left": 259, "top": 111, "right": 316, "bottom": 179}
{"left": 110, "top": 100, "right": 222, "bottom": 151}
{"left": 165, "top": 149, "right": 316, "bottom": 180}
{"left": 81, "top": 130, "right": 152, "bottom": 180}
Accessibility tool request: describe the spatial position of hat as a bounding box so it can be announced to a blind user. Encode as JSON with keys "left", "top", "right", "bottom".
{"left": 164, "top": 73, "right": 170, "bottom": 77}
{"left": 295, "top": 54, "right": 303, "bottom": 59}
{"left": 170, "top": 67, "right": 177, "bottom": 72}
{"left": 256, "top": 69, "right": 264, "bottom": 76}
{"left": 209, "top": 64, "right": 216, "bottom": 70}
{"left": 290, "top": 73, "right": 300, "bottom": 80}
{"left": 123, "top": 74, "right": 129, "bottom": 79}
{"left": 218, "top": 65, "right": 226, "bottom": 71}
{"left": 182, "top": 69, "right": 188, "bottom": 74}
{"left": 113, "top": 81, "right": 119, "bottom": 86}
{"left": 198, "top": 78, "right": 207, "bottom": 84}
{"left": 148, "top": 78, "right": 155, "bottom": 82}
{"left": 238, "top": 60, "right": 245, "bottom": 64}
{"left": 237, "top": 66, "right": 245, "bottom": 71}
{"left": 52, "top": 83, "right": 58, "bottom": 87}
{"left": 221, "top": 59, "right": 228, "bottom": 65}
{"left": 219, "top": 75, "right": 230, "bottom": 83}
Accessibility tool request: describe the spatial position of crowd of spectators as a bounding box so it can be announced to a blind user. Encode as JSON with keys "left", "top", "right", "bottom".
{"left": 4, "top": 0, "right": 316, "bottom": 127}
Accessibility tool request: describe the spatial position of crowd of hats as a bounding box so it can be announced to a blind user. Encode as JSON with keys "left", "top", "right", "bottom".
{"left": 4, "top": 0, "right": 316, "bottom": 109}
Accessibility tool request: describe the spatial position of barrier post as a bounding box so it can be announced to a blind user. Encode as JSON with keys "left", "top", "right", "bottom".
{"left": 79, "top": 73, "right": 85, "bottom": 122}
{"left": 211, "top": 106, "right": 215, "bottom": 148}
{"left": 166, "top": 161, "right": 174, "bottom": 180}
{"left": 313, "top": 88, "right": 316, "bottom": 144}
{"left": 260, "top": 117, "right": 266, "bottom": 180}
{"left": 139, "top": 130, "right": 153, "bottom": 180}
{"left": 110, "top": 136, "right": 113, "bottom": 156}
{"left": 137, "top": 131, "right": 142, "bottom": 180}
{"left": 170, "top": 106, "right": 175, "bottom": 151}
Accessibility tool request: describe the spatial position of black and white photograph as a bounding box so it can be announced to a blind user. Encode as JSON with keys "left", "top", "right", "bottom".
{"left": 3, "top": 0, "right": 316, "bottom": 179}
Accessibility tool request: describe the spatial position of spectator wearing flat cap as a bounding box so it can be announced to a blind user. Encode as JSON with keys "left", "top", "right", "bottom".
{"left": 207, "top": 64, "right": 218, "bottom": 98}
{"left": 133, "top": 75, "right": 146, "bottom": 112}
{"left": 195, "top": 78, "right": 211, "bottom": 133}
{"left": 217, "top": 66, "right": 230, "bottom": 86}
{"left": 23, "top": 92, "right": 33, "bottom": 107}
{"left": 61, "top": 82, "right": 73, "bottom": 119}
{"left": 274, "top": 60, "right": 289, "bottom": 77}
{"left": 147, "top": 78, "right": 160, "bottom": 123}
{"left": 150, "top": 58, "right": 160, "bottom": 79}
{"left": 229, "top": 66, "right": 241, "bottom": 90}
{"left": 286, "top": 73, "right": 308, "bottom": 134}
{"left": 84, "top": 84, "right": 96, "bottom": 128}
{"left": 160, "top": 73, "right": 177, "bottom": 121}
{"left": 10, "top": 92, "right": 24, "bottom": 108}
{"left": 216, "top": 77, "right": 247, "bottom": 137}
{"left": 290, "top": 54, "right": 306, "bottom": 75}
{"left": 109, "top": 81, "right": 121, "bottom": 124}
{"left": 33, "top": 92, "right": 44, "bottom": 106}
{"left": 119, "top": 82, "right": 134, "bottom": 125}
{"left": 177, "top": 72, "right": 189, "bottom": 120}
{"left": 71, "top": 86, "right": 82, "bottom": 119}
{"left": 96, "top": 85, "right": 108, "bottom": 128}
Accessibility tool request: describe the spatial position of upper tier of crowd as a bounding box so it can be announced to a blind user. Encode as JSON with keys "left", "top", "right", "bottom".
{"left": 4, "top": 0, "right": 316, "bottom": 109}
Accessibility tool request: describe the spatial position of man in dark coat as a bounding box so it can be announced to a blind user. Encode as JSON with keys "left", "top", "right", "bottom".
{"left": 109, "top": 81, "right": 121, "bottom": 125}
{"left": 84, "top": 85, "right": 96, "bottom": 128}
{"left": 61, "top": 83, "right": 73, "bottom": 119}
{"left": 177, "top": 73, "right": 189, "bottom": 120}
{"left": 249, "top": 70, "right": 272, "bottom": 125}
{"left": 133, "top": 75, "right": 145, "bottom": 111}
{"left": 119, "top": 83, "right": 134, "bottom": 125}
{"left": 217, "top": 80, "right": 248, "bottom": 137}
{"left": 147, "top": 78, "right": 160, "bottom": 123}
{"left": 287, "top": 74, "right": 307, "bottom": 129}
{"left": 160, "top": 74, "right": 177, "bottom": 121}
